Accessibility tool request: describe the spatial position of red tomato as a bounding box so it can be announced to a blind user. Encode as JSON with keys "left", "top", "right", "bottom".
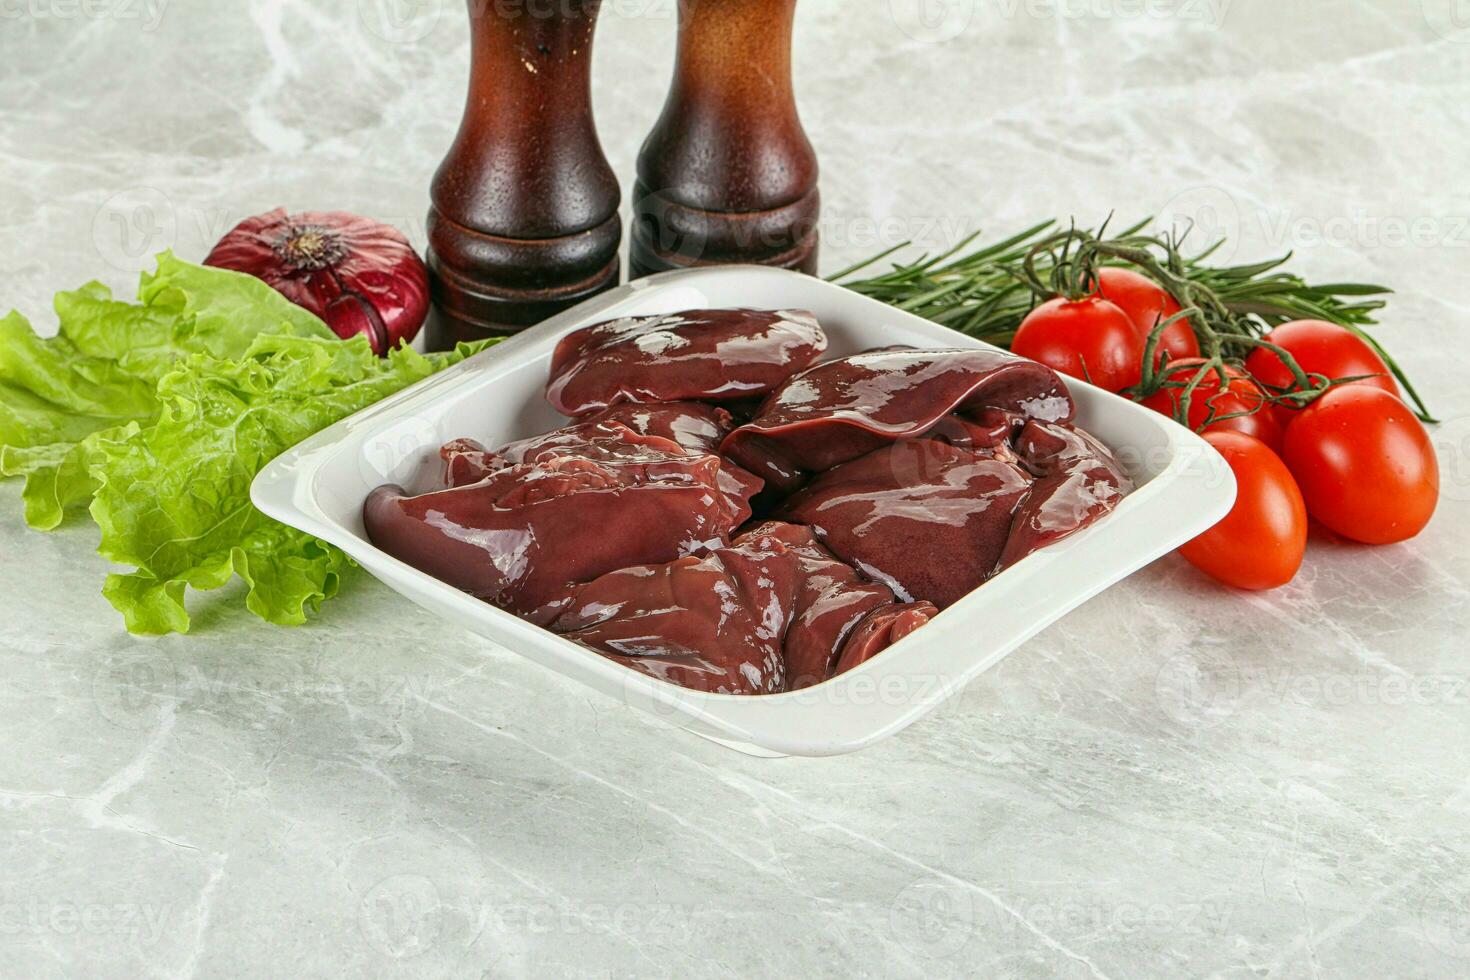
{"left": 1180, "top": 431, "right": 1307, "bottom": 590}
{"left": 1282, "top": 386, "right": 1438, "bottom": 544}
{"left": 1093, "top": 267, "right": 1200, "bottom": 365}
{"left": 1012, "top": 296, "right": 1144, "bottom": 393}
{"left": 1140, "top": 358, "right": 1285, "bottom": 454}
{"left": 1245, "top": 320, "right": 1399, "bottom": 423}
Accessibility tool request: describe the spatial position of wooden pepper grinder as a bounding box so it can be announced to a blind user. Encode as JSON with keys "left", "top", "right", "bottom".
{"left": 631, "top": 0, "right": 819, "bottom": 277}
{"left": 426, "top": 0, "right": 621, "bottom": 346}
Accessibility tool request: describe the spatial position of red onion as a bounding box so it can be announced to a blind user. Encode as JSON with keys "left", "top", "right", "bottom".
{"left": 204, "top": 209, "right": 430, "bottom": 355}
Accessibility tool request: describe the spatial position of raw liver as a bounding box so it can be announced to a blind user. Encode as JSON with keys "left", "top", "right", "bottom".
{"left": 833, "top": 602, "right": 939, "bottom": 675}
{"left": 364, "top": 421, "right": 752, "bottom": 618}
{"left": 577, "top": 401, "right": 764, "bottom": 516}
{"left": 996, "top": 419, "right": 1133, "bottom": 573}
{"left": 367, "top": 311, "right": 1133, "bottom": 697}
{"left": 546, "top": 308, "right": 827, "bottom": 417}
{"left": 781, "top": 439, "right": 1034, "bottom": 609}
{"left": 578, "top": 401, "right": 737, "bottom": 453}
{"left": 736, "top": 522, "right": 897, "bottom": 689}
{"left": 548, "top": 528, "right": 808, "bottom": 695}
{"left": 721, "top": 348, "right": 1074, "bottom": 493}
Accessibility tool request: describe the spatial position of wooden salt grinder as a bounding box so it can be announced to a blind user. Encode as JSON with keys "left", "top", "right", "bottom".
{"left": 426, "top": 0, "right": 621, "bottom": 345}
{"left": 631, "top": 0, "right": 819, "bottom": 277}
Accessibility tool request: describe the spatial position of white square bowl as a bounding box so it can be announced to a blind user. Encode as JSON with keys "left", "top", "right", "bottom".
{"left": 251, "top": 266, "right": 1236, "bottom": 757}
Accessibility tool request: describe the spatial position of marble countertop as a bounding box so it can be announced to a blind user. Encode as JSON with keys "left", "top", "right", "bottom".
{"left": 3, "top": 1, "right": 1469, "bottom": 976}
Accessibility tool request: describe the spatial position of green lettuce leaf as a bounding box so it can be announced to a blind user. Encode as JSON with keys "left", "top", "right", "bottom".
{"left": 88, "top": 334, "right": 489, "bottom": 635}
{"left": 0, "top": 426, "right": 127, "bottom": 530}
{"left": 0, "top": 253, "right": 332, "bottom": 528}
{"left": 57, "top": 254, "right": 330, "bottom": 374}
{"left": 3, "top": 250, "right": 497, "bottom": 634}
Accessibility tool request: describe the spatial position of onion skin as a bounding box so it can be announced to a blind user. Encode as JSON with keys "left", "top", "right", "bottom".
{"left": 204, "top": 209, "right": 430, "bottom": 356}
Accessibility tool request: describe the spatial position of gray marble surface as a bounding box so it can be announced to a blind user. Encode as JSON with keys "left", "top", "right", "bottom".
{"left": 3, "top": 1, "right": 1470, "bottom": 976}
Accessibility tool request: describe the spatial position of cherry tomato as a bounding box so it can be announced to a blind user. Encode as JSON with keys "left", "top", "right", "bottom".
{"left": 1180, "top": 431, "right": 1307, "bottom": 590}
{"left": 1093, "top": 267, "right": 1200, "bottom": 365}
{"left": 1282, "top": 386, "right": 1438, "bottom": 544}
{"left": 1245, "top": 320, "right": 1399, "bottom": 424}
{"left": 1140, "top": 358, "right": 1285, "bottom": 454}
{"left": 1012, "top": 296, "right": 1144, "bottom": 393}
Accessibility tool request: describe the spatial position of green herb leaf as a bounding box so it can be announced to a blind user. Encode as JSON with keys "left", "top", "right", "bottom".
{"left": 0, "top": 254, "right": 334, "bottom": 527}
{"left": 3, "top": 253, "right": 496, "bottom": 634}
{"left": 0, "top": 428, "right": 123, "bottom": 530}
{"left": 834, "top": 217, "right": 1429, "bottom": 419}
{"left": 87, "top": 334, "right": 488, "bottom": 635}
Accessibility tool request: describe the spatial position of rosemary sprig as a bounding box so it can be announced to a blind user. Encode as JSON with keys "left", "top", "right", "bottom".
{"left": 833, "top": 218, "right": 1432, "bottom": 422}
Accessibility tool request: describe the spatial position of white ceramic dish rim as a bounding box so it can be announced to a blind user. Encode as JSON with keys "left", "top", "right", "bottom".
{"left": 252, "top": 266, "right": 1236, "bottom": 757}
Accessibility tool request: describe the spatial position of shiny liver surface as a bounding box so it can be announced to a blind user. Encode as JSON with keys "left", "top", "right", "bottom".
{"left": 367, "top": 308, "right": 1129, "bottom": 693}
